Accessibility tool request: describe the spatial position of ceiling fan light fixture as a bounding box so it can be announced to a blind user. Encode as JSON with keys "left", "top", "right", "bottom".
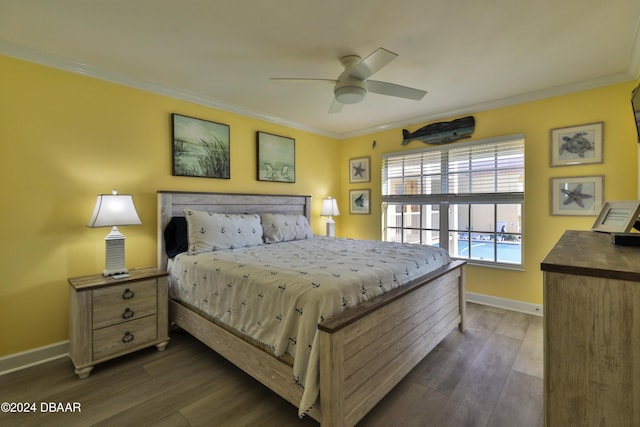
{"left": 334, "top": 86, "right": 367, "bottom": 104}
{"left": 273, "top": 47, "right": 427, "bottom": 113}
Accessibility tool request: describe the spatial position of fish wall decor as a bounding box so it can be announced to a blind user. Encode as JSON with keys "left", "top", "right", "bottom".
{"left": 402, "top": 116, "right": 475, "bottom": 145}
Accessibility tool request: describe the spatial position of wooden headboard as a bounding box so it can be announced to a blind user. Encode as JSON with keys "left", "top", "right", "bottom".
{"left": 157, "top": 191, "right": 312, "bottom": 269}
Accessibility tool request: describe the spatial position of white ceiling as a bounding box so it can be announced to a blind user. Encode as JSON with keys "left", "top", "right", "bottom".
{"left": 1, "top": 0, "right": 640, "bottom": 138}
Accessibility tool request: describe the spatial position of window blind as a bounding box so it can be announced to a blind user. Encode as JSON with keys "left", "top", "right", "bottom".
{"left": 382, "top": 134, "right": 524, "bottom": 200}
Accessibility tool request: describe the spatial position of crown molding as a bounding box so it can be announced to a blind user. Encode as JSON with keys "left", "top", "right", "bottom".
{"left": 2, "top": 39, "right": 636, "bottom": 141}
{"left": 341, "top": 71, "right": 635, "bottom": 139}
{"left": 0, "top": 39, "right": 340, "bottom": 139}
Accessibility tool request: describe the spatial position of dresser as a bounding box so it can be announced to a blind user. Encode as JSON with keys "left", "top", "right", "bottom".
{"left": 541, "top": 230, "right": 640, "bottom": 426}
{"left": 68, "top": 267, "right": 169, "bottom": 378}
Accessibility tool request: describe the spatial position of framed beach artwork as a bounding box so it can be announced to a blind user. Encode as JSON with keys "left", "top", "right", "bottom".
{"left": 349, "top": 156, "right": 370, "bottom": 183}
{"left": 172, "top": 113, "right": 230, "bottom": 179}
{"left": 550, "top": 122, "right": 603, "bottom": 167}
{"left": 349, "top": 189, "right": 371, "bottom": 214}
{"left": 550, "top": 175, "right": 604, "bottom": 216}
{"left": 257, "top": 131, "right": 295, "bottom": 182}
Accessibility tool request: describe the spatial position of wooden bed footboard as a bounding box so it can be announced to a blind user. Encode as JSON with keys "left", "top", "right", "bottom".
{"left": 318, "top": 260, "right": 465, "bottom": 426}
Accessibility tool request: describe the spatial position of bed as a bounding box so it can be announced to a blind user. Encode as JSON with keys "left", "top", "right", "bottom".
{"left": 157, "top": 191, "right": 466, "bottom": 426}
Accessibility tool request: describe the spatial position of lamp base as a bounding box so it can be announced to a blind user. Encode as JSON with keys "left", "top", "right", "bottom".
{"left": 103, "top": 227, "right": 129, "bottom": 277}
{"left": 325, "top": 217, "right": 335, "bottom": 237}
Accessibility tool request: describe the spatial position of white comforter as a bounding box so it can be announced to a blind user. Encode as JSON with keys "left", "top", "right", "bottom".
{"left": 168, "top": 236, "right": 450, "bottom": 416}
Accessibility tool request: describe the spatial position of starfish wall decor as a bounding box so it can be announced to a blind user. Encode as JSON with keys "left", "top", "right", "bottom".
{"left": 349, "top": 157, "right": 370, "bottom": 183}
{"left": 561, "top": 183, "right": 593, "bottom": 208}
{"left": 551, "top": 176, "right": 602, "bottom": 216}
{"left": 352, "top": 162, "right": 365, "bottom": 178}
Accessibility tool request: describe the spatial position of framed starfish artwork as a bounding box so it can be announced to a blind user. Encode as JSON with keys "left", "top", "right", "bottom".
{"left": 550, "top": 175, "right": 604, "bottom": 216}
{"left": 349, "top": 157, "right": 370, "bottom": 183}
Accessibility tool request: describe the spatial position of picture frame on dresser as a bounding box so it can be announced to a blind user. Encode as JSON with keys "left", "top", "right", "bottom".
{"left": 550, "top": 175, "right": 603, "bottom": 216}
{"left": 591, "top": 200, "right": 640, "bottom": 233}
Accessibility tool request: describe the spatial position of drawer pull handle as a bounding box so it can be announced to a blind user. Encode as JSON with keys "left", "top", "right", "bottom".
{"left": 122, "top": 332, "right": 134, "bottom": 343}
{"left": 122, "top": 308, "right": 134, "bottom": 319}
{"left": 122, "top": 289, "right": 135, "bottom": 300}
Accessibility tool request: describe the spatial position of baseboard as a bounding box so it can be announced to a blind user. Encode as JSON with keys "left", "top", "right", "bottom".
{"left": 0, "top": 341, "right": 69, "bottom": 376}
{"left": 466, "top": 292, "right": 543, "bottom": 316}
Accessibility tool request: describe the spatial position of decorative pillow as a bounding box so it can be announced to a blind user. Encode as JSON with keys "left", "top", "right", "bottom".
{"left": 260, "top": 213, "right": 313, "bottom": 244}
{"left": 164, "top": 216, "right": 188, "bottom": 258}
{"left": 184, "top": 209, "right": 263, "bottom": 255}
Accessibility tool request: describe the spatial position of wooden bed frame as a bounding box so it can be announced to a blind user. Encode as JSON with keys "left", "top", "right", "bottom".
{"left": 157, "top": 191, "right": 466, "bottom": 427}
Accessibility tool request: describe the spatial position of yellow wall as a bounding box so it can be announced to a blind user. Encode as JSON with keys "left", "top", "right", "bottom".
{"left": 1, "top": 52, "right": 638, "bottom": 358}
{"left": 339, "top": 81, "right": 638, "bottom": 306}
{"left": 0, "top": 55, "right": 340, "bottom": 356}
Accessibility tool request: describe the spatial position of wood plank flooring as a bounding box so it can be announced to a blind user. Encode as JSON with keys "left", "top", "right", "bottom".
{"left": 0, "top": 303, "right": 543, "bottom": 426}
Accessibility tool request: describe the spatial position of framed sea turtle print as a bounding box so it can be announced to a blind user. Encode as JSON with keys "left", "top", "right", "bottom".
{"left": 550, "top": 122, "right": 603, "bottom": 167}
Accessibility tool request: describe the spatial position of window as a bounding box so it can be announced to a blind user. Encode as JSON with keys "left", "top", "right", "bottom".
{"left": 382, "top": 134, "right": 524, "bottom": 268}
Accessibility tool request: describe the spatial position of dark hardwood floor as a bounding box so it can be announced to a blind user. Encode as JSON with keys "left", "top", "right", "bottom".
{"left": 0, "top": 303, "right": 543, "bottom": 426}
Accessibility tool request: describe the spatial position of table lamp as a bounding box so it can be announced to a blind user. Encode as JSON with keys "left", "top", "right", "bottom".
{"left": 87, "top": 189, "right": 142, "bottom": 277}
{"left": 321, "top": 197, "right": 340, "bottom": 237}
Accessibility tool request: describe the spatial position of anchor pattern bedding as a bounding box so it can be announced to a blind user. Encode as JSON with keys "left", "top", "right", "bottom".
{"left": 168, "top": 233, "right": 450, "bottom": 416}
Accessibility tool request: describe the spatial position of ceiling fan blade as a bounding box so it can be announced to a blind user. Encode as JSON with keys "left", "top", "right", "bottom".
{"left": 367, "top": 80, "right": 427, "bottom": 101}
{"left": 328, "top": 98, "right": 343, "bottom": 114}
{"left": 349, "top": 47, "right": 398, "bottom": 80}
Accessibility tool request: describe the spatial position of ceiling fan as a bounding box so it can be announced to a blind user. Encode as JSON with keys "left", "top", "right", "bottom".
{"left": 271, "top": 47, "right": 427, "bottom": 114}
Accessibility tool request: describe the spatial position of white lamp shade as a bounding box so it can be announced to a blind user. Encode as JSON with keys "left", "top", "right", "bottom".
{"left": 87, "top": 192, "right": 142, "bottom": 228}
{"left": 321, "top": 197, "right": 340, "bottom": 217}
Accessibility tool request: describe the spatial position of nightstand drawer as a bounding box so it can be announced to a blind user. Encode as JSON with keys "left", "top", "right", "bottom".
{"left": 93, "top": 280, "right": 157, "bottom": 329}
{"left": 93, "top": 315, "right": 157, "bottom": 360}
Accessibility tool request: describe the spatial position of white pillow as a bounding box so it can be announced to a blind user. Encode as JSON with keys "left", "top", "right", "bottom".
{"left": 184, "top": 210, "right": 263, "bottom": 254}
{"left": 260, "top": 213, "right": 313, "bottom": 243}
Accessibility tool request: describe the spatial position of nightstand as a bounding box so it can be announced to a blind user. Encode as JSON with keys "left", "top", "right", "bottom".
{"left": 68, "top": 267, "right": 169, "bottom": 378}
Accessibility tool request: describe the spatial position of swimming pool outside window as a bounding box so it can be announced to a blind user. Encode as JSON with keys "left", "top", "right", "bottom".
{"left": 381, "top": 134, "right": 524, "bottom": 268}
